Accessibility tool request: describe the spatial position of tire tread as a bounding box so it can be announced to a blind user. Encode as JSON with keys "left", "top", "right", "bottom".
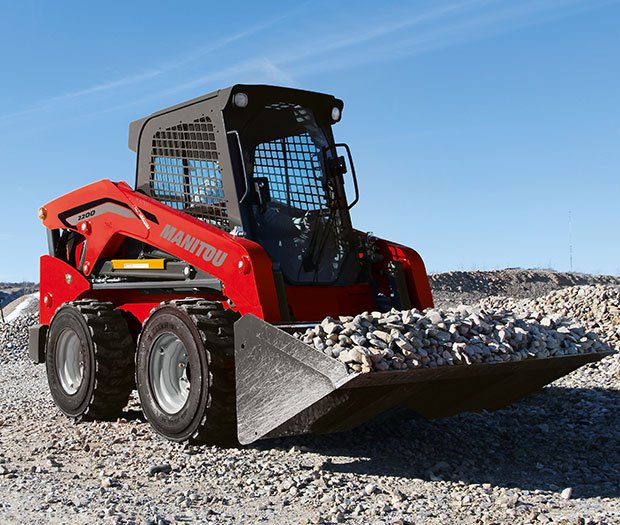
{"left": 166, "top": 299, "right": 239, "bottom": 446}
{"left": 68, "top": 300, "right": 135, "bottom": 420}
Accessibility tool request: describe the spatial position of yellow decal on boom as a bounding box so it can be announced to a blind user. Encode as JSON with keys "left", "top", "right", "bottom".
{"left": 111, "top": 259, "right": 165, "bottom": 270}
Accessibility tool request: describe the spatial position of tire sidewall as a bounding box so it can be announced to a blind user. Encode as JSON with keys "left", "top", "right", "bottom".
{"left": 46, "top": 306, "right": 95, "bottom": 417}
{"left": 136, "top": 306, "right": 209, "bottom": 441}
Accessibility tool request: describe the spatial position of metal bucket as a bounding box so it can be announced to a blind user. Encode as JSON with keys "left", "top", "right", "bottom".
{"left": 234, "top": 314, "right": 613, "bottom": 445}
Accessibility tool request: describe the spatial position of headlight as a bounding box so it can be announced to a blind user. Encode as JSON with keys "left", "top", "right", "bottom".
{"left": 233, "top": 92, "right": 249, "bottom": 108}
{"left": 331, "top": 106, "right": 341, "bottom": 122}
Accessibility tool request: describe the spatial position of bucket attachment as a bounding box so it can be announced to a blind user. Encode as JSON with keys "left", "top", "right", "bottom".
{"left": 234, "top": 314, "right": 613, "bottom": 445}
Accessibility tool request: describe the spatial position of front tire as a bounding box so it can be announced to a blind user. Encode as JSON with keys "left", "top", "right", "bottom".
{"left": 46, "top": 300, "right": 135, "bottom": 420}
{"left": 136, "top": 299, "right": 239, "bottom": 446}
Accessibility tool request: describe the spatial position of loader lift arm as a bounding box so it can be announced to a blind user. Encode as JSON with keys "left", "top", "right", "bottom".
{"left": 38, "top": 179, "right": 281, "bottom": 325}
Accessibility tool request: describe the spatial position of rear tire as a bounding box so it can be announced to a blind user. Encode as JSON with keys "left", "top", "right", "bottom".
{"left": 46, "top": 300, "right": 135, "bottom": 420}
{"left": 136, "top": 299, "right": 239, "bottom": 446}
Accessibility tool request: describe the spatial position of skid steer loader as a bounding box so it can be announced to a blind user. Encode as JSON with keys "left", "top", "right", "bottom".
{"left": 30, "top": 85, "right": 610, "bottom": 445}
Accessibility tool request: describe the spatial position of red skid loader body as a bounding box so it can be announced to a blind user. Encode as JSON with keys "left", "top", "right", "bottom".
{"left": 38, "top": 179, "right": 433, "bottom": 327}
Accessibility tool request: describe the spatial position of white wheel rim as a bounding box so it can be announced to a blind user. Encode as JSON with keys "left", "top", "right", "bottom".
{"left": 149, "top": 332, "right": 190, "bottom": 414}
{"left": 56, "top": 328, "right": 84, "bottom": 395}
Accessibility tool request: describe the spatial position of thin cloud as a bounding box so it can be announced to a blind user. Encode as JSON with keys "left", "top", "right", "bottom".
{"left": 278, "top": 0, "right": 490, "bottom": 63}
{"left": 26, "top": 58, "right": 296, "bottom": 130}
{"left": 279, "top": 0, "right": 615, "bottom": 78}
{"left": 255, "top": 58, "right": 297, "bottom": 87}
{"left": 51, "top": 14, "right": 289, "bottom": 102}
{"left": 0, "top": 11, "right": 295, "bottom": 122}
{"left": 0, "top": 0, "right": 482, "bottom": 124}
{"left": 0, "top": 0, "right": 613, "bottom": 128}
{"left": 386, "top": 0, "right": 620, "bottom": 54}
{"left": 47, "top": 0, "right": 483, "bottom": 118}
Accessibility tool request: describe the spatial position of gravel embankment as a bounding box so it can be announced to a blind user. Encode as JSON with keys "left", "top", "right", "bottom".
{"left": 0, "top": 272, "right": 618, "bottom": 524}
{"left": 0, "top": 282, "right": 38, "bottom": 310}
{"left": 430, "top": 269, "right": 620, "bottom": 308}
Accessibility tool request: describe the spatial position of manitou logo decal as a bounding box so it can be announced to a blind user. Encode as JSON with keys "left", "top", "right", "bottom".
{"left": 160, "top": 224, "right": 228, "bottom": 267}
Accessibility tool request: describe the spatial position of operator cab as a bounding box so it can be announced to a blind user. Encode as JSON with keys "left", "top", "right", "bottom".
{"left": 226, "top": 89, "right": 359, "bottom": 285}
{"left": 130, "top": 85, "right": 364, "bottom": 287}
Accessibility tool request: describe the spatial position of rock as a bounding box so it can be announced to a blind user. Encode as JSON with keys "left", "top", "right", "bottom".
{"left": 351, "top": 334, "right": 367, "bottom": 346}
{"left": 497, "top": 493, "right": 519, "bottom": 508}
{"left": 101, "top": 477, "right": 116, "bottom": 488}
{"left": 364, "top": 482, "right": 377, "bottom": 495}
{"left": 372, "top": 330, "right": 391, "bottom": 344}
{"left": 560, "top": 487, "right": 573, "bottom": 500}
{"left": 148, "top": 464, "right": 172, "bottom": 476}
{"left": 395, "top": 339, "right": 414, "bottom": 352}
{"left": 425, "top": 311, "right": 443, "bottom": 325}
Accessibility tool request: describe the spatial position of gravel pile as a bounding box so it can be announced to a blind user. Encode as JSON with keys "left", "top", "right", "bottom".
{"left": 1, "top": 274, "right": 619, "bottom": 525}
{"left": 430, "top": 269, "right": 620, "bottom": 308}
{"left": 0, "top": 311, "right": 37, "bottom": 365}
{"left": 479, "top": 284, "right": 620, "bottom": 389}
{"left": 294, "top": 306, "right": 612, "bottom": 374}
{"left": 480, "top": 285, "right": 620, "bottom": 351}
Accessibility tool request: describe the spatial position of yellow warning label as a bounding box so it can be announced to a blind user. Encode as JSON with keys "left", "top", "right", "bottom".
{"left": 111, "top": 259, "right": 165, "bottom": 270}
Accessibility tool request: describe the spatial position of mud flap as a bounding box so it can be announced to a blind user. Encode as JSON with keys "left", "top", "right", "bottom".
{"left": 28, "top": 324, "right": 47, "bottom": 364}
{"left": 234, "top": 314, "right": 613, "bottom": 445}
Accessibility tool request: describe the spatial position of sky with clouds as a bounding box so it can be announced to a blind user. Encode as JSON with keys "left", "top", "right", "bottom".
{"left": 0, "top": 0, "right": 618, "bottom": 281}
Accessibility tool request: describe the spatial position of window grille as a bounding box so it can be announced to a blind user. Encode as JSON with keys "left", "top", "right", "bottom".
{"left": 149, "top": 116, "right": 230, "bottom": 230}
{"left": 248, "top": 103, "right": 354, "bottom": 284}
{"left": 253, "top": 133, "right": 327, "bottom": 211}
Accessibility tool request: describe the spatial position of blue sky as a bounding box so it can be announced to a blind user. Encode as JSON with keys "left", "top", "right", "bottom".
{"left": 0, "top": 0, "right": 618, "bottom": 281}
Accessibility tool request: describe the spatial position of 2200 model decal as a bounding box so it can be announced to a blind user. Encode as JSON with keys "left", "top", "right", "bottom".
{"left": 160, "top": 224, "right": 228, "bottom": 267}
{"left": 76, "top": 210, "right": 96, "bottom": 222}
{"left": 57, "top": 197, "right": 159, "bottom": 228}
{"left": 63, "top": 202, "right": 135, "bottom": 226}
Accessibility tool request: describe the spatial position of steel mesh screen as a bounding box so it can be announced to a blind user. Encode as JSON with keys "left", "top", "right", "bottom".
{"left": 253, "top": 133, "right": 327, "bottom": 211}
{"left": 149, "top": 116, "right": 230, "bottom": 230}
{"left": 248, "top": 103, "right": 356, "bottom": 284}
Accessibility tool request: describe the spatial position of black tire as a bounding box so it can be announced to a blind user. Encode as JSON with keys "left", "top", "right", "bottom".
{"left": 46, "top": 300, "right": 135, "bottom": 420}
{"left": 136, "top": 299, "right": 239, "bottom": 446}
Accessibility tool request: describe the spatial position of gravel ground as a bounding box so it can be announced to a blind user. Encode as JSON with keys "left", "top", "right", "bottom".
{"left": 1, "top": 271, "right": 619, "bottom": 525}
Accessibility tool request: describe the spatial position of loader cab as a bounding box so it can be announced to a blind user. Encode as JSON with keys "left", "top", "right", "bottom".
{"left": 130, "top": 85, "right": 363, "bottom": 287}
{"left": 223, "top": 87, "right": 361, "bottom": 286}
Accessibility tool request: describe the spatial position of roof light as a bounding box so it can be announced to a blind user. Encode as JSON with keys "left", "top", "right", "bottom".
{"left": 331, "top": 106, "right": 341, "bottom": 122}
{"left": 233, "top": 92, "right": 249, "bottom": 108}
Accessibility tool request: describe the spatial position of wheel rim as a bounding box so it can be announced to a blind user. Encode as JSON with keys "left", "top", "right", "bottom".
{"left": 149, "top": 332, "right": 191, "bottom": 414}
{"left": 56, "top": 328, "right": 84, "bottom": 395}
